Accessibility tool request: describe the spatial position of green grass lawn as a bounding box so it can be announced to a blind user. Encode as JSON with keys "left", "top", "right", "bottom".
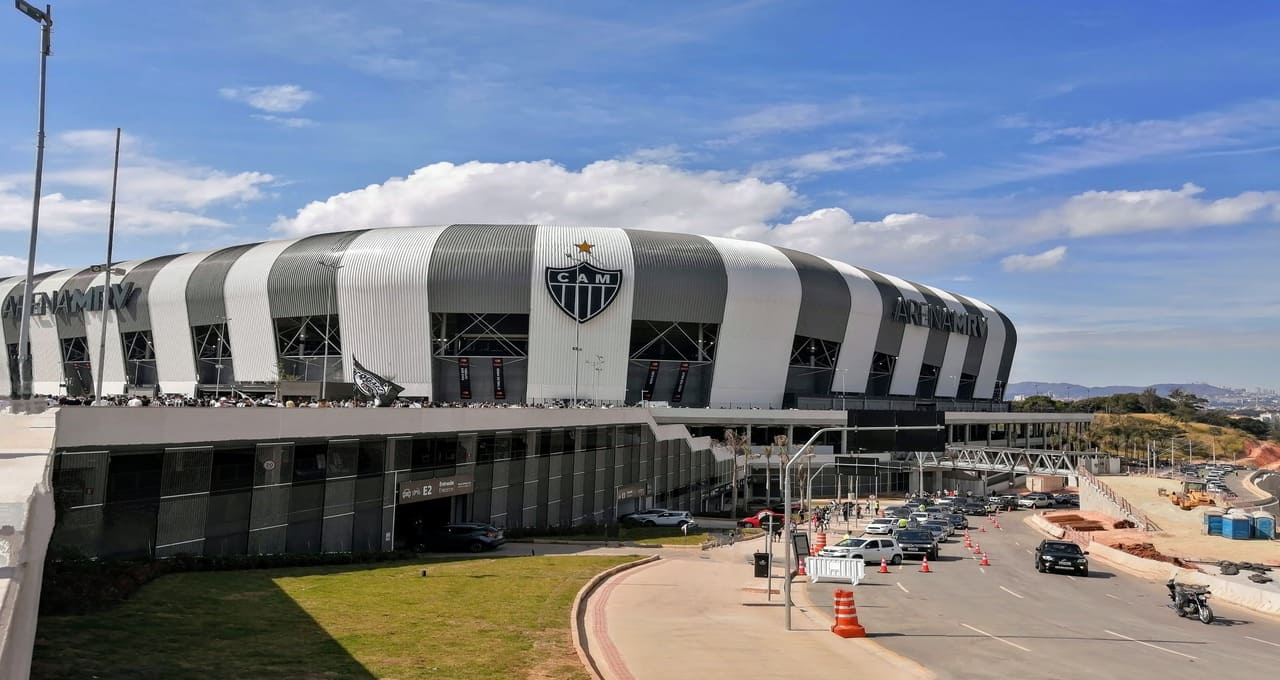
{"left": 32, "top": 554, "right": 640, "bottom": 680}
{"left": 537, "top": 526, "right": 764, "bottom": 546}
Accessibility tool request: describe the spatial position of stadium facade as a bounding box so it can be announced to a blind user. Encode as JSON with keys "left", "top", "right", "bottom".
{"left": 1, "top": 224, "right": 1015, "bottom": 407}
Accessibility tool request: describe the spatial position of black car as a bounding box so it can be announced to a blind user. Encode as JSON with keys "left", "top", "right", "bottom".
{"left": 945, "top": 513, "right": 969, "bottom": 530}
{"left": 894, "top": 529, "right": 938, "bottom": 560}
{"left": 958, "top": 501, "right": 989, "bottom": 516}
{"left": 413, "top": 523, "right": 505, "bottom": 553}
{"left": 1033, "top": 539, "right": 1088, "bottom": 576}
{"left": 1053, "top": 493, "right": 1080, "bottom": 507}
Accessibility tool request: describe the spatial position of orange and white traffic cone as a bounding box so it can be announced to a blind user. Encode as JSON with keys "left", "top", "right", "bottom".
{"left": 831, "top": 589, "right": 868, "bottom": 638}
{"left": 973, "top": 543, "right": 982, "bottom": 555}
{"left": 980, "top": 525, "right": 986, "bottom": 533}
{"left": 994, "top": 519, "right": 1001, "bottom": 530}
{"left": 797, "top": 557, "right": 807, "bottom": 576}
{"left": 920, "top": 555, "right": 932, "bottom": 573}
{"left": 965, "top": 536, "right": 972, "bottom": 548}
{"left": 980, "top": 552, "right": 991, "bottom": 566}
{"left": 878, "top": 557, "right": 890, "bottom": 574}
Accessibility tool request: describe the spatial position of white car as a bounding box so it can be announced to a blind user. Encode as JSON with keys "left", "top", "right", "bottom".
{"left": 1018, "top": 493, "right": 1053, "bottom": 509}
{"left": 863, "top": 518, "right": 897, "bottom": 535}
{"left": 647, "top": 511, "right": 696, "bottom": 528}
{"left": 818, "top": 537, "right": 903, "bottom": 565}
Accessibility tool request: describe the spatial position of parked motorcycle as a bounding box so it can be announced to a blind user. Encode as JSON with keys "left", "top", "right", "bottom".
{"left": 1166, "top": 580, "right": 1214, "bottom": 624}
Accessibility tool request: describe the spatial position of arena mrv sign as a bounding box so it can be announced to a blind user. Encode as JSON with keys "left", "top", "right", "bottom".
{"left": 1, "top": 282, "right": 138, "bottom": 319}
{"left": 891, "top": 296, "right": 987, "bottom": 338}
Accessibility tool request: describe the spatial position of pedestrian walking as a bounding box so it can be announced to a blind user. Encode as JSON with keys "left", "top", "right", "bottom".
{"left": 855, "top": 505, "right": 863, "bottom": 521}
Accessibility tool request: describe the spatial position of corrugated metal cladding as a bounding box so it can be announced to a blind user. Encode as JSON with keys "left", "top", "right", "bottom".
{"left": 428, "top": 224, "right": 535, "bottom": 313}
{"left": 150, "top": 250, "right": 215, "bottom": 395}
{"left": 966, "top": 295, "right": 1006, "bottom": 400}
{"left": 268, "top": 230, "right": 369, "bottom": 319}
{"left": 185, "top": 244, "right": 257, "bottom": 326}
{"left": 30, "top": 270, "right": 79, "bottom": 394}
{"left": 83, "top": 262, "right": 143, "bottom": 395}
{"left": 117, "top": 254, "right": 181, "bottom": 334}
{"left": 950, "top": 293, "right": 987, "bottom": 379}
{"left": 56, "top": 268, "right": 99, "bottom": 339}
{"left": 624, "top": 229, "right": 726, "bottom": 324}
{"left": 879, "top": 271, "right": 930, "bottom": 397}
{"left": 1, "top": 272, "right": 54, "bottom": 343}
{"left": 906, "top": 280, "right": 950, "bottom": 368}
{"left": 855, "top": 267, "right": 907, "bottom": 358}
{"left": 918, "top": 284, "right": 970, "bottom": 398}
{"left": 993, "top": 307, "right": 1017, "bottom": 389}
{"left": 776, "top": 247, "right": 850, "bottom": 342}
{"left": 824, "top": 258, "right": 883, "bottom": 394}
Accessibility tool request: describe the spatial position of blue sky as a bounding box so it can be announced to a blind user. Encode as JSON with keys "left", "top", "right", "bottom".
{"left": 1, "top": 1, "right": 1277, "bottom": 390}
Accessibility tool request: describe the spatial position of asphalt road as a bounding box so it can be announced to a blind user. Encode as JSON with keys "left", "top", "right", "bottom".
{"left": 805, "top": 510, "right": 1280, "bottom": 679}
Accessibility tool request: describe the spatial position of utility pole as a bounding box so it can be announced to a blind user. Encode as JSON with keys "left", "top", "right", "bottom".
{"left": 93, "top": 128, "right": 122, "bottom": 404}
{"left": 13, "top": 1, "right": 54, "bottom": 402}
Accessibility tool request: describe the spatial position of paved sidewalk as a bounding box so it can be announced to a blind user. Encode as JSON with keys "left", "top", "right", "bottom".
{"left": 582, "top": 536, "right": 933, "bottom": 680}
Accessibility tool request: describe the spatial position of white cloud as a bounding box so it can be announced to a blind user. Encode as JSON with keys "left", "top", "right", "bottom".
{"left": 0, "top": 129, "right": 274, "bottom": 235}
{"left": 751, "top": 144, "right": 918, "bottom": 178}
{"left": 1030, "top": 183, "right": 1280, "bottom": 237}
{"left": 273, "top": 159, "right": 796, "bottom": 237}
{"left": 1001, "top": 246, "right": 1067, "bottom": 272}
{"left": 0, "top": 255, "right": 61, "bottom": 278}
{"left": 251, "top": 114, "right": 315, "bottom": 128}
{"left": 219, "top": 85, "right": 315, "bottom": 113}
{"left": 723, "top": 98, "right": 863, "bottom": 138}
{"left": 622, "top": 145, "right": 692, "bottom": 165}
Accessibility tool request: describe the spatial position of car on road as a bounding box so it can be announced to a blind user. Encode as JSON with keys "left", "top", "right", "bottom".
{"left": 646, "top": 511, "right": 696, "bottom": 528}
{"left": 737, "top": 509, "right": 786, "bottom": 530}
{"left": 863, "top": 518, "right": 897, "bottom": 535}
{"left": 621, "top": 508, "right": 669, "bottom": 526}
{"left": 893, "top": 529, "right": 938, "bottom": 560}
{"left": 886, "top": 506, "right": 913, "bottom": 519}
{"left": 922, "top": 519, "right": 953, "bottom": 541}
{"left": 958, "top": 501, "right": 989, "bottom": 516}
{"left": 945, "top": 513, "right": 969, "bottom": 530}
{"left": 1019, "top": 493, "right": 1054, "bottom": 509}
{"left": 1033, "top": 539, "right": 1089, "bottom": 576}
{"left": 412, "top": 523, "right": 505, "bottom": 553}
{"left": 1053, "top": 493, "right": 1080, "bottom": 507}
{"left": 989, "top": 495, "right": 1020, "bottom": 511}
{"left": 818, "top": 537, "right": 904, "bottom": 565}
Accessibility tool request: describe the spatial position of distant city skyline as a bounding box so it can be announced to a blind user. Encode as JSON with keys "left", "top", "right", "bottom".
{"left": 1, "top": 2, "right": 1276, "bottom": 388}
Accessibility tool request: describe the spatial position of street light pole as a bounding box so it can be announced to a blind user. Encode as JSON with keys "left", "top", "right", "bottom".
{"left": 13, "top": 1, "right": 53, "bottom": 402}
{"left": 214, "top": 315, "right": 230, "bottom": 400}
{"left": 317, "top": 258, "right": 343, "bottom": 402}
{"left": 93, "top": 128, "right": 122, "bottom": 405}
{"left": 783, "top": 423, "right": 944, "bottom": 630}
{"left": 834, "top": 368, "right": 847, "bottom": 411}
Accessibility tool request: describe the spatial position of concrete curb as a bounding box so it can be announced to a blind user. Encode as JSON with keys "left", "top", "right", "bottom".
{"left": 1021, "top": 515, "right": 1280, "bottom": 617}
{"left": 795, "top": 573, "right": 936, "bottom": 678}
{"left": 570, "top": 554, "right": 661, "bottom": 680}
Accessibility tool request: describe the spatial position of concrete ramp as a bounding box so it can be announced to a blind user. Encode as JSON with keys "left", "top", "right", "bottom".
{"left": 0, "top": 409, "right": 58, "bottom": 680}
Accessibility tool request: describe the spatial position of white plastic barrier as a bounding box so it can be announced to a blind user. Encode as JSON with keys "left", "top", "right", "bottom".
{"left": 806, "top": 557, "right": 866, "bottom": 585}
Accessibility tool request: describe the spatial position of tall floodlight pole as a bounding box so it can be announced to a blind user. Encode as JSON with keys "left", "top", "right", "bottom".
{"left": 93, "top": 128, "right": 122, "bottom": 405}
{"left": 12, "top": 1, "right": 53, "bottom": 401}
{"left": 317, "top": 258, "right": 343, "bottom": 401}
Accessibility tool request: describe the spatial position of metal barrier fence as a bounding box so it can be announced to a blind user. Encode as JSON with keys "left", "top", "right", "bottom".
{"left": 805, "top": 557, "right": 867, "bottom": 585}
{"left": 1076, "top": 465, "right": 1161, "bottom": 532}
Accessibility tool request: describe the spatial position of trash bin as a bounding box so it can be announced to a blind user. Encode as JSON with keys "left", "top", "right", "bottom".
{"left": 753, "top": 552, "right": 771, "bottom": 578}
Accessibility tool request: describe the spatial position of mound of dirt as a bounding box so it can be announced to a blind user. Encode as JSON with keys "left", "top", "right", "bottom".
{"left": 1241, "top": 440, "right": 1280, "bottom": 470}
{"left": 1111, "top": 542, "right": 1199, "bottom": 569}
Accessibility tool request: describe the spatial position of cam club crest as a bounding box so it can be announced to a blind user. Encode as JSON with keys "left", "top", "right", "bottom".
{"left": 545, "top": 240, "right": 623, "bottom": 323}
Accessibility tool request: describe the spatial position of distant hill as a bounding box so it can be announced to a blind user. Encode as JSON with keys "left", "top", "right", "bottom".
{"left": 1006, "top": 382, "right": 1238, "bottom": 400}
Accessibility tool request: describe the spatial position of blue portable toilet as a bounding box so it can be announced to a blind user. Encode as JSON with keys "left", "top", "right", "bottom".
{"left": 1223, "top": 511, "right": 1253, "bottom": 540}
{"left": 1252, "top": 511, "right": 1275, "bottom": 540}
{"left": 1203, "top": 508, "right": 1224, "bottom": 536}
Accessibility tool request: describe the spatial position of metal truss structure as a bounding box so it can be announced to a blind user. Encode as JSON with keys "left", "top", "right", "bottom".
{"left": 917, "top": 445, "right": 1117, "bottom": 476}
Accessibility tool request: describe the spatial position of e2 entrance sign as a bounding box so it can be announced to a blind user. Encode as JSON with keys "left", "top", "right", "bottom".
{"left": 397, "top": 474, "right": 475, "bottom": 505}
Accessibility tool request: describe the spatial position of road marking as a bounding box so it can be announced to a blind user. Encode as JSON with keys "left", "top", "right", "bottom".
{"left": 1245, "top": 636, "right": 1280, "bottom": 648}
{"left": 961, "top": 623, "right": 1030, "bottom": 652}
{"left": 1014, "top": 541, "right": 1021, "bottom": 546}
{"left": 897, "top": 582, "right": 910, "bottom": 594}
{"left": 1025, "top": 549, "right": 1032, "bottom": 555}
{"left": 979, "top": 567, "right": 986, "bottom": 574}
{"left": 1000, "top": 586, "right": 1024, "bottom": 599}
{"left": 1066, "top": 575, "right": 1077, "bottom": 582}
{"left": 1105, "top": 630, "right": 1198, "bottom": 660}
{"left": 1106, "top": 594, "right": 1122, "bottom": 601}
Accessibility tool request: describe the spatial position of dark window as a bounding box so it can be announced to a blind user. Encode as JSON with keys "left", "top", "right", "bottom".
{"left": 275, "top": 315, "right": 341, "bottom": 382}
{"left": 790, "top": 335, "right": 839, "bottom": 369}
{"left": 432, "top": 313, "right": 529, "bottom": 357}
{"left": 916, "top": 364, "right": 940, "bottom": 398}
{"left": 192, "top": 323, "right": 233, "bottom": 385}
{"left": 867, "top": 352, "right": 895, "bottom": 396}
{"left": 357, "top": 440, "right": 386, "bottom": 476}
{"left": 122, "top": 330, "right": 158, "bottom": 386}
{"left": 628, "top": 321, "right": 718, "bottom": 362}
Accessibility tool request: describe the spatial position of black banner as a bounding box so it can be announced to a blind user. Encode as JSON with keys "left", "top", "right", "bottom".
{"left": 352, "top": 357, "right": 404, "bottom": 407}
{"left": 458, "top": 358, "right": 472, "bottom": 400}
{"left": 492, "top": 358, "right": 506, "bottom": 400}
{"left": 642, "top": 361, "right": 659, "bottom": 400}
{"left": 672, "top": 361, "right": 690, "bottom": 403}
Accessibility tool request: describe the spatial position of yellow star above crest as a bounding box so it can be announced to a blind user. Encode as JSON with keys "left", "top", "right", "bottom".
{"left": 575, "top": 241, "right": 594, "bottom": 253}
